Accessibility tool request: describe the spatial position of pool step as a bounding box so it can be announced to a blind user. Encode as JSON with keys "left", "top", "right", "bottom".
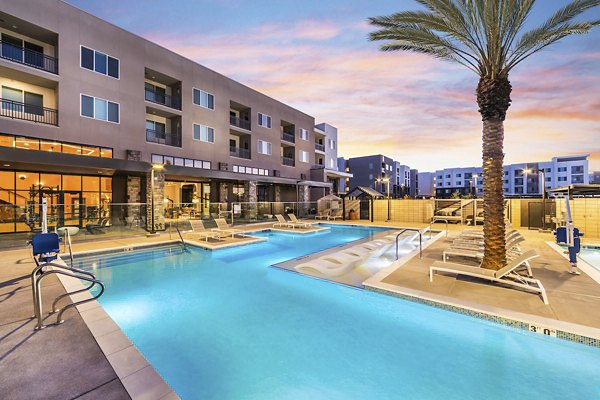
{"left": 67, "top": 246, "right": 188, "bottom": 269}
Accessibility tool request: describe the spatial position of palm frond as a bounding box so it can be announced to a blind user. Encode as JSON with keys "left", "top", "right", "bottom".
{"left": 368, "top": 0, "right": 600, "bottom": 78}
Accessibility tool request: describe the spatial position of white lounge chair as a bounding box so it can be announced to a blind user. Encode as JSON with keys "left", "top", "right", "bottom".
{"left": 188, "top": 220, "right": 221, "bottom": 242}
{"left": 288, "top": 214, "right": 313, "bottom": 228}
{"left": 430, "top": 250, "right": 547, "bottom": 304}
{"left": 315, "top": 210, "right": 330, "bottom": 220}
{"left": 328, "top": 209, "right": 343, "bottom": 220}
{"left": 213, "top": 218, "right": 245, "bottom": 238}
{"left": 273, "top": 214, "right": 295, "bottom": 228}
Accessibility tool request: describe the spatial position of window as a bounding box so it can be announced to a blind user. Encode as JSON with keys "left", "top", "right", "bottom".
{"left": 80, "top": 94, "right": 119, "bottom": 123}
{"left": 456, "top": 181, "right": 462, "bottom": 186}
{"left": 258, "top": 113, "right": 272, "bottom": 128}
{"left": 558, "top": 167, "right": 567, "bottom": 172}
{"left": 193, "top": 124, "right": 215, "bottom": 143}
{"left": 456, "top": 173, "right": 462, "bottom": 177}
{"left": 299, "top": 150, "right": 309, "bottom": 163}
{"left": 369, "top": 174, "right": 373, "bottom": 180}
{"left": 1, "top": 86, "right": 44, "bottom": 115}
{"left": 192, "top": 88, "right": 214, "bottom": 110}
{"left": 504, "top": 171, "right": 509, "bottom": 175}
{"left": 558, "top": 176, "right": 567, "bottom": 182}
{"left": 329, "top": 159, "right": 335, "bottom": 169}
{"left": 445, "top": 174, "right": 451, "bottom": 178}
{"left": 329, "top": 139, "right": 336, "bottom": 150}
{"left": 146, "top": 120, "right": 166, "bottom": 139}
{"left": 300, "top": 129, "right": 309, "bottom": 140}
{"left": 80, "top": 46, "right": 119, "bottom": 78}
{"left": 152, "top": 154, "right": 211, "bottom": 170}
{"left": 571, "top": 165, "right": 584, "bottom": 173}
{"left": 369, "top": 163, "right": 373, "bottom": 169}
{"left": 257, "top": 140, "right": 272, "bottom": 155}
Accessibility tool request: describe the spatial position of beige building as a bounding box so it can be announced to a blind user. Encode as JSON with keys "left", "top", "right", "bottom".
{"left": 0, "top": 0, "right": 341, "bottom": 233}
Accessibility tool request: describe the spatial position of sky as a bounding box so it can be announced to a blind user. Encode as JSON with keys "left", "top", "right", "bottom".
{"left": 67, "top": 0, "right": 600, "bottom": 172}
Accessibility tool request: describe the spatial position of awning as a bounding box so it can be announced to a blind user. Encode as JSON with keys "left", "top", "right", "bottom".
{"left": 547, "top": 184, "right": 600, "bottom": 197}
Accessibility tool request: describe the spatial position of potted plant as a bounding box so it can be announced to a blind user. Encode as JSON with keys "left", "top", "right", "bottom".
{"left": 349, "top": 209, "right": 358, "bottom": 220}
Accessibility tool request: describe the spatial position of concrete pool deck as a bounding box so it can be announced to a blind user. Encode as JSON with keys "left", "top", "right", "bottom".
{"left": 2, "top": 220, "right": 600, "bottom": 399}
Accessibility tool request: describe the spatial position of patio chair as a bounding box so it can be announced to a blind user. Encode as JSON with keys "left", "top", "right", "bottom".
{"left": 31, "top": 232, "right": 61, "bottom": 265}
{"left": 430, "top": 250, "right": 547, "bottom": 304}
{"left": 288, "top": 214, "right": 313, "bottom": 228}
{"left": 86, "top": 218, "right": 110, "bottom": 234}
{"left": 189, "top": 220, "right": 222, "bottom": 242}
{"left": 273, "top": 214, "right": 296, "bottom": 229}
{"left": 213, "top": 218, "right": 245, "bottom": 238}
{"left": 315, "top": 210, "right": 330, "bottom": 220}
{"left": 328, "top": 209, "right": 343, "bottom": 220}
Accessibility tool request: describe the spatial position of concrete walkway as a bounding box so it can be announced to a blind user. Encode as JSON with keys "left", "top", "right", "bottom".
{"left": 376, "top": 228, "right": 600, "bottom": 329}
{"left": 0, "top": 248, "right": 130, "bottom": 400}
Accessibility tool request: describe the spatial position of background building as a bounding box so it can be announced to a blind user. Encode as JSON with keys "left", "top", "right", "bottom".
{"left": 590, "top": 171, "right": 600, "bottom": 184}
{"left": 416, "top": 155, "right": 590, "bottom": 198}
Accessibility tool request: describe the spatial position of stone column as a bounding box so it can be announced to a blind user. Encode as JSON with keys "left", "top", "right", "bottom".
{"left": 146, "top": 169, "right": 165, "bottom": 231}
{"left": 244, "top": 181, "right": 258, "bottom": 220}
{"left": 126, "top": 176, "right": 141, "bottom": 227}
{"left": 298, "top": 184, "right": 310, "bottom": 217}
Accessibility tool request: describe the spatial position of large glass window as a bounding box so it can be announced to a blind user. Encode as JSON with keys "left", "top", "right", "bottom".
{"left": 81, "top": 46, "right": 119, "bottom": 78}
{"left": 81, "top": 94, "right": 119, "bottom": 123}
{"left": 192, "top": 88, "right": 214, "bottom": 110}
{"left": 193, "top": 124, "right": 215, "bottom": 143}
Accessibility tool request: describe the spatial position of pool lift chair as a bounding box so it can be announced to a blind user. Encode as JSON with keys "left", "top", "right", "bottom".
{"left": 30, "top": 219, "right": 105, "bottom": 330}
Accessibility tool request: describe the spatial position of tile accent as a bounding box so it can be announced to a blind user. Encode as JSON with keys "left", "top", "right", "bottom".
{"left": 365, "top": 284, "right": 600, "bottom": 348}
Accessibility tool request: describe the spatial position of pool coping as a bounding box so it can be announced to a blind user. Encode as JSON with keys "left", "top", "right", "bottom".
{"left": 52, "top": 259, "right": 180, "bottom": 400}
{"left": 363, "top": 243, "right": 600, "bottom": 348}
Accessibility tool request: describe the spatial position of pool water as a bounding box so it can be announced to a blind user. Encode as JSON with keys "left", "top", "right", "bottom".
{"left": 79, "top": 225, "right": 600, "bottom": 399}
{"left": 580, "top": 246, "right": 600, "bottom": 272}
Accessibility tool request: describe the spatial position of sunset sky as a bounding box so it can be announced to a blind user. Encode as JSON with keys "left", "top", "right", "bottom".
{"left": 68, "top": 0, "right": 600, "bottom": 172}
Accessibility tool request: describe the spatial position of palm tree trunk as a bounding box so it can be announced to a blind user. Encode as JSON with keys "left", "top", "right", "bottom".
{"left": 481, "top": 119, "right": 507, "bottom": 270}
{"left": 477, "top": 76, "right": 512, "bottom": 270}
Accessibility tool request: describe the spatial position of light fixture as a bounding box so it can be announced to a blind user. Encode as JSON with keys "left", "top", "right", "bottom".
{"left": 3, "top": 164, "right": 9, "bottom": 167}
{"left": 19, "top": 174, "right": 26, "bottom": 180}
{"left": 151, "top": 163, "right": 164, "bottom": 170}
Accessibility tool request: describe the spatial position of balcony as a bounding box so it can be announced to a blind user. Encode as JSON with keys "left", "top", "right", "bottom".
{"left": 311, "top": 164, "right": 325, "bottom": 170}
{"left": 230, "top": 115, "right": 251, "bottom": 130}
{"left": 230, "top": 146, "right": 251, "bottom": 160}
{"left": 0, "top": 98, "right": 58, "bottom": 125}
{"left": 145, "top": 88, "right": 181, "bottom": 110}
{"left": 281, "top": 132, "right": 295, "bottom": 143}
{"left": 146, "top": 128, "right": 181, "bottom": 147}
{"left": 315, "top": 143, "right": 325, "bottom": 152}
{"left": 282, "top": 156, "right": 295, "bottom": 167}
{"left": 0, "top": 40, "right": 58, "bottom": 74}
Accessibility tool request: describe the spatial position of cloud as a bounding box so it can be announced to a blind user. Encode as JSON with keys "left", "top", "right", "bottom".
{"left": 145, "top": 19, "right": 600, "bottom": 171}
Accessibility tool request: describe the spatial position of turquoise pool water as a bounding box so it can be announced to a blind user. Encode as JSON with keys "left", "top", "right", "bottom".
{"left": 580, "top": 246, "right": 600, "bottom": 272}
{"left": 80, "top": 225, "right": 600, "bottom": 399}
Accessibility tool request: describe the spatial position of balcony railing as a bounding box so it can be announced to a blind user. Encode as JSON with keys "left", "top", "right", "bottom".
{"left": 282, "top": 156, "right": 295, "bottom": 167}
{"left": 230, "top": 115, "right": 251, "bottom": 130}
{"left": 311, "top": 164, "right": 325, "bottom": 170}
{"left": 281, "top": 132, "right": 295, "bottom": 143}
{"left": 0, "top": 98, "right": 58, "bottom": 125}
{"left": 230, "top": 146, "right": 251, "bottom": 159}
{"left": 146, "top": 129, "right": 181, "bottom": 147}
{"left": 315, "top": 143, "right": 325, "bottom": 152}
{"left": 0, "top": 40, "right": 58, "bottom": 74}
{"left": 144, "top": 89, "right": 181, "bottom": 110}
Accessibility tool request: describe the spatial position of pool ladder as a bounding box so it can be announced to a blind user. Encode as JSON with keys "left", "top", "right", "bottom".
{"left": 394, "top": 228, "right": 423, "bottom": 260}
{"left": 31, "top": 229, "right": 105, "bottom": 330}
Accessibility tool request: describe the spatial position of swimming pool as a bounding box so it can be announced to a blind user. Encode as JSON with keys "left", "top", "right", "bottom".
{"left": 79, "top": 225, "right": 600, "bottom": 399}
{"left": 580, "top": 246, "right": 600, "bottom": 272}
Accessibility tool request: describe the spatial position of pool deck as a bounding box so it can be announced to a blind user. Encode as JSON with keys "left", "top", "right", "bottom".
{"left": 2, "top": 220, "right": 600, "bottom": 399}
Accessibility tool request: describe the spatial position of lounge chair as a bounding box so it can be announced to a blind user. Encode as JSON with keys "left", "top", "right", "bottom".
{"left": 273, "top": 214, "right": 296, "bottom": 229}
{"left": 288, "top": 214, "right": 313, "bottom": 228}
{"left": 86, "top": 218, "right": 110, "bottom": 234}
{"left": 189, "top": 220, "right": 221, "bottom": 242}
{"left": 315, "top": 210, "right": 330, "bottom": 220}
{"left": 213, "top": 218, "right": 245, "bottom": 238}
{"left": 328, "top": 209, "right": 343, "bottom": 220}
{"left": 430, "top": 250, "right": 547, "bottom": 304}
{"left": 295, "top": 241, "right": 394, "bottom": 277}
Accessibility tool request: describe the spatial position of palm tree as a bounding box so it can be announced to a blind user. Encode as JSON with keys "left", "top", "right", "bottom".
{"left": 369, "top": 1, "right": 599, "bottom": 270}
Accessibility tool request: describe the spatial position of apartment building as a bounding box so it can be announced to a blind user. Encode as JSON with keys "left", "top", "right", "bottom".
{"left": 417, "top": 155, "right": 590, "bottom": 198}
{"left": 341, "top": 155, "right": 410, "bottom": 197}
{"left": 589, "top": 171, "right": 600, "bottom": 184}
{"left": 0, "top": 0, "right": 338, "bottom": 234}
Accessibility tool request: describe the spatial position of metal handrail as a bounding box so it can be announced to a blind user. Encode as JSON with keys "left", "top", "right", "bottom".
{"left": 175, "top": 224, "right": 186, "bottom": 249}
{"left": 31, "top": 261, "right": 103, "bottom": 330}
{"left": 144, "top": 88, "right": 181, "bottom": 110}
{"left": 0, "top": 98, "right": 59, "bottom": 125}
{"left": 395, "top": 228, "right": 422, "bottom": 260}
{"left": 430, "top": 218, "right": 449, "bottom": 237}
{"left": 281, "top": 131, "right": 295, "bottom": 143}
{"left": 0, "top": 40, "right": 58, "bottom": 74}
{"left": 63, "top": 228, "right": 74, "bottom": 266}
{"left": 230, "top": 115, "right": 251, "bottom": 130}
